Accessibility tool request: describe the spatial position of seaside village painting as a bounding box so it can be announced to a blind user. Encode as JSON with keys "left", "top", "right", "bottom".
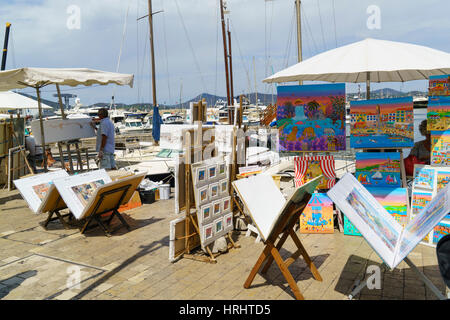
{"left": 276, "top": 83, "right": 346, "bottom": 152}
{"left": 350, "top": 97, "right": 414, "bottom": 149}
{"left": 355, "top": 152, "right": 401, "bottom": 187}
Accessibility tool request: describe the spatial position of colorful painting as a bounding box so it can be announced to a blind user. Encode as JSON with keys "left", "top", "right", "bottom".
{"left": 215, "top": 218, "right": 223, "bottom": 233}
{"left": 201, "top": 204, "right": 211, "bottom": 222}
{"left": 220, "top": 179, "right": 228, "bottom": 194}
{"left": 199, "top": 186, "right": 208, "bottom": 203}
{"left": 431, "top": 130, "right": 450, "bottom": 166}
{"left": 436, "top": 171, "right": 450, "bottom": 192}
{"left": 345, "top": 187, "right": 399, "bottom": 251}
{"left": 222, "top": 197, "right": 230, "bottom": 212}
{"left": 203, "top": 223, "right": 213, "bottom": 241}
{"left": 224, "top": 213, "right": 233, "bottom": 229}
{"left": 350, "top": 97, "right": 414, "bottom": 148}
{"left": 208, "top": 165, "right": 217, "bottom": 179}
{"left": 299, "top": 193, "right": 334, "bottom": 234}
{"left": 412, "top": 191, "right": 433, "bottom": 215}
{"left": 355, "top": 153, "right": 401, "bottom": 187}
{"left": 344, "top": 214, "right": 361, "bottom": 236}
{"left": 429, "top": 74, "right": 450, "bottom": 97}
{"left": 32, "top": 182, "right": 52, "bottom": 201}
{"left": 294, "top": 156, "right": 336, "bottom": 190}
{"left": 413, "top": 166, "right": 435, "bottom": 190}
{"left": 427, "top": 97, "right": 450, "bottom": 131}
{"left": 71, "top": 179, "right": 106, "bottom": 207}
{"left": 433, "top": 221, "right": 450, "bottom": 244}
{"left": 219, "top": 163, "right": 226, "bottom": 175}
{"left": 213, "top": 200, "right": 221, "bottom": 216}
{"left": 367, "top": 187, "right": 407, "bottom": 227}
{"left": 276, "top": 83, "right": 346, "bottom": 152}
{"left": 209, "top": 183, "right": 219, "bottom": 198}
{"left": 196, "top": 167, "right": 206, "bottom": 184}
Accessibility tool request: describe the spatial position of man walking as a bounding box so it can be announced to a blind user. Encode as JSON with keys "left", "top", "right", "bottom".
{"left": 94, "top": 108, "right": 116, "bottom": 170}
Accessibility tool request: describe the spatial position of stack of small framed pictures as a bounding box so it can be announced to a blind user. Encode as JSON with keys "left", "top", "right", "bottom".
{"left": 192, "top": 156, "right": 233, "bottom": 248}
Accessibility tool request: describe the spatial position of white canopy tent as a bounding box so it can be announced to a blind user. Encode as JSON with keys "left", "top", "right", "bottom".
{"left": 0, "top": 91, "right": 52, "bottom": 110}
{"left": 263, "top": 38, "right": 450, "bottom": 98}
{"left": 0, "top": 67, "right": 134, "bottom": 170}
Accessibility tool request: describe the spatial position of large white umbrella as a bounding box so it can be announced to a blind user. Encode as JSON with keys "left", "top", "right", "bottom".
{"left": 0, "top": 67, "right": 134, "bottom": 170}
{"left": 0, "top": 91, "right": 52, "bottom": 110}
{"left": 263, "top": 38, "right": 450, "bottom": 97}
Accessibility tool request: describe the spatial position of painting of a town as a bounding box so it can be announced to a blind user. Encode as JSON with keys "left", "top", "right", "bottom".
{"left": 367, "top": 187, "right": 407, "bottom": 227}
{"left": 276, "top": 83, "right": 346, "bottom": 152}
{"left": 427, "top": 97, "right": 450, "bottom": 131}
{"left": 428, "top": 74, "right": 450, "bottom": 97}
{"left": 299, "top": 193, "right": 334, "bottom": 234}
{"left": 431, "top": 130, "right": 450, "bottom": 166}
{"left": 350, "top": 97, "right": 414, "bottom": 149}
{"left": 355, "top": 152, "right": 401, "bottom": 187}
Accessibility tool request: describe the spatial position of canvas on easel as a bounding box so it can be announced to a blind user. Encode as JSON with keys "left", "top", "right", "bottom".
{"left": 52, "top": 169, "right": 112, "bottom": 219}
{"left": 13, "top": 170, "right": 69, "bottom": 214}
{"left": 328, "top": 173, "right": 450, "bottom": 270}
{"left": 233, "top": 174, "right": 323, "bottom": 300}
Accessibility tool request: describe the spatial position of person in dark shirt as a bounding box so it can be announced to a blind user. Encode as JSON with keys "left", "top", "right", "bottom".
{"left": 409, "top": 119, "right": 431, "bottom": 164}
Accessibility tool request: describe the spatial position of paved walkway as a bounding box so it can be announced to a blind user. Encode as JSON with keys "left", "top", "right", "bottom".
{"left": 0, "top": 188, "right": 447, "bottom": 300}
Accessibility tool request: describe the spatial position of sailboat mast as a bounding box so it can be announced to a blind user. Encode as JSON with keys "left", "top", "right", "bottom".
{"left": 227, "top": 20, "right": 234, "bottom": 106}
{"left": 220, "top": 0, "right": 231, "bottom": 110}
{"left": 147, "top": 0, "right": 157, "bottom": 108}
{"left": 295, "top": 0, "right": 302, "bottom": 85}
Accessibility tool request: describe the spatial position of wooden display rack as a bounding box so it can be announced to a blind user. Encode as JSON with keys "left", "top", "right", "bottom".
{"left": 178, "top": 121, "right": 240, "bottom": 264}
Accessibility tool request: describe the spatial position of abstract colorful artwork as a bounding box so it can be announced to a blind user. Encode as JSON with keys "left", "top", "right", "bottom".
{"left": 412, "top": 191, "right": 433, "bottom": 215}
{"left": 350, "top": 97, "right": 414, "bottom": 148}
{"left": 427, "top": 97, "right": 450, "bottom": 131}
{"left": 71, "top": 180, "right": 106, "bottom": 207}
{"left": 343, "top": 214, "right": 361, "bottom": 236}
{"left": 367, "top": 187, "right": 407, "bottom": 227}
{"left": 276, "top": 83, "right": 346, "bottom": 152}
{"left": 355, "top": 153, "right": 401, "bottom": 187}
{"left": 413, "top": 166, "right": 435, "bottom": 190}
{"left": 299, "top": 193, "right": 334, "bottom": 234}
{"left": 429, "top": 74, "right": 450, "bottom": 97}
{"left": 294, "top": 156, "right": 336, "bottom": 190}
{"left": 433, "top": 221, "right": 450, "bottom": 244}
{"left": 431, "top": 130, "right": 450, "bottom": 166}
{"left": 437, "top": 171, "right": 450, "bottom": 192}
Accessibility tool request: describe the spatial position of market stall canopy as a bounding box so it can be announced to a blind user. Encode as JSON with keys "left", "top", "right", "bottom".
{"left": 263, "top": 38, "right": 450, "bottom": 84}
{"left": 0, "top": 67, "right": 134, "bottom": 91}
{"left": 0, "top": 91, "right": 52, "bottom": 110}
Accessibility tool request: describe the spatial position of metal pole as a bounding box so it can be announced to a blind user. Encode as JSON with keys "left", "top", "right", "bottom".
{"left": 36, "top": 87, "right": 47, "bottom": 171}
{"left": 55, "top": 84, "right": 67, "bottom": 120}
{"left": 295, "top": 0, "right": 302, "bottom": 85}
{"left": 220, "top": 0, "right": 231, "bottom": 108}
{"left": 366, "top": 72, "right": 371, "bottom": 100}
{"left": 1, "top": 22, "right": 11, "bottom": 71}
{"left": 228, "top": 20, "right": 234, "bottom": 106}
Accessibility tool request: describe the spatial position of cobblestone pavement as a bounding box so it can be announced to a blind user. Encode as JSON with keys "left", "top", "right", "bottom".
{"left": 0, "top": 188, "right": 447, "bottom": 300}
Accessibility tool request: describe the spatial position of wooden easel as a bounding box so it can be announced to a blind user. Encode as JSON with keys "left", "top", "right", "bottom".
{"left": 243, "top": 197, "right": 323, "bottom": 300}
{"left": 57, "top": 139, "right": 86, "bottom": 173}
{"left": 39, "top": 185, "right": 74, "bottom": 230}
{"left": 179, "top": 122, "right": 240, "bottom": 264}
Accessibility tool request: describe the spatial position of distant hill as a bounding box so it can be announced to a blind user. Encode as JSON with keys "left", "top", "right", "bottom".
{"left": 347, "top": 88, "right": 427, "bottom": 100}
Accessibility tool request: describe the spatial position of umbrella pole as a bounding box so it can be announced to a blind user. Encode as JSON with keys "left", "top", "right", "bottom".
{"left": 55, "top": 84, "right": 67, "bottom": 120}
{"left": 366, "top": 72, "right": 371, "bottom": 100}
{"left": 36, "top": 87, "right": 47, "bottom": 171}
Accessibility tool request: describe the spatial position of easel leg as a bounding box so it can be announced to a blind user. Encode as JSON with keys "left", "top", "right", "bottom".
{"left": 261, "top": 231, "right": 290, "bottom": 274}
{"left": 94, "top": 215, "right": 112, "bottom": 237}
{"left": 113, "top": 209, "right": 130, "bottom": 231}
{"left": 244, "top": 244, "right": 273, "bottom": 289}
{"left": 270, "top": 246, "right": 305, "bottom": 300}
{"left": 55, "top": 211, "right": 69, "bottom": 230}
{"left": 43, "top": 212, "right": 55, "bottom": 229}
{"left": 404, "top": 257, "right": 446, "bottom": 300}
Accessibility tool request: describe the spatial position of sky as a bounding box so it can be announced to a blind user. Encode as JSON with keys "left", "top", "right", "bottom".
{"left": 1, "top": 0, "right": 449, "bottom": 106}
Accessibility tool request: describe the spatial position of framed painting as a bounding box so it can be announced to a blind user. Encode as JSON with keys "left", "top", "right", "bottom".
{"left": 355, "top": 152, "right": 401, "bottom": 188}
{"left": 220, "top": 179, "right": 228, "bottom": 194}
{"left": 195, "top": 166, "right": 207, "bottom": 185}
{"left": 212, "top": 200, "right": 221, "bottom": 216}
{"left": 429, "top": 74, "right": 450, "bottom": 97}
{"left": 52, "top": 169, "right": 111, "bottom": 219}
{"left": 431, "top": 130, "right": 450, "bottom": 166}
{"left": 427, "top": 97, "right": 450, "bottom": 131}
{"left": 437, "top": 171, "right": 450, "bottom": 192}
{"left": 218, "top": 162, "right": 227, "bottom": 176}
{"left": 276, "top": 83, "right": 346, "bottom": 152}
{"left": 299, "top": 193, "right": 334, "bottom": 234}
{"left": 209, "top": 182, "right": 219, "bottom": 198}
{"left": 294, "top": 155, "right": 336, "bottom": 189}
{"left": 224, "top": 212, "right": 233, "bottom": 229}
{"left": 13, "top": 170, "right": 69, "bottom": 214}
{"left": 413, "top": 165, "right": 435, "bottom": 191}
{"left": 350, "top": 97, "right": 414, "bottom": 149}
{"left": 208, "top": 164, "right": 217, "bottom": 180}
{"left": 200, "top": 204, "right": 212, "bottom": 224}
{"left": 222, "top": 196, "right": 231, "bottom": 213}
{"left": 198, "top": 185, "right": 208, "bottom": 204}
{"left": 214, "top": 218, "right": 224, "bottom": 234}
{"left": 411, "top": 191, "right": 433, "bottom": 216}
{"left": 202, "top": 222, "right": 214, "bottom": 243}
{"left": 433, "top": 220, "right": 450, "bottom": 244}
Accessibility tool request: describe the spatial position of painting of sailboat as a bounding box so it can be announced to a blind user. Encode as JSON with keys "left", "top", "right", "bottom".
{"left": 355, "top": 152, "right": 401, "bottom": 187}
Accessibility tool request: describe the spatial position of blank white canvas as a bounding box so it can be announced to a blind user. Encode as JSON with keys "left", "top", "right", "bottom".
{"left": 13, "top": 170, "right": 69, "bottom": 214}
{"left": 52, "top": 169, "right": 111, "bottom": 219}
{"left": 233, "top": 175, "right": 286, "bottom": 241}
{"left": 31, "top": 118, "right": 95, "bottom": 144}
